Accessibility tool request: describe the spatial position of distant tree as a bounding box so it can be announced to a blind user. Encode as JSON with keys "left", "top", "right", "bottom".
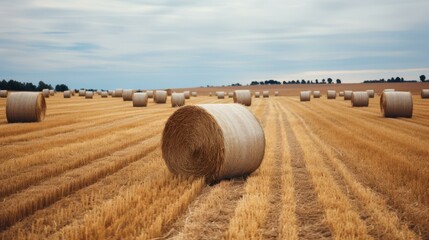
{"left": 259, "top": 81, "right": 264, "bottom": 85}
{"left": 315, "top": 79, "right": 319, "bottom": 84}
{"left": 420, "top": 75, "right": 426, "bottom": 82}
{"left": 283, "top": 81, "right": 287, "bottom": 84}
{"left": 327, "top": 78, "right": 333, "bottom": 84}
{"left": 307, "top": 80, "right": 310, "bottom": 84}
{"left": 291, "top": 80, "right": 296, "bottom": 84}
{"left": 400, "top": 77, "right": 404, "bottom": 82}
{"left": 36, "top": 81, "right": 53, "bottom": 91}
{"left": 55, "top": 84, "right": 69, "bottom": 92}
{"left": 322, "top": 79, "right": 326, "bottom": 84}
{"left": 301, "top": 80, "right": 306, "bottom": 84}
{"left": 395, "top": 77, "right": 401, "bottom": 82}
{"left": 336, "top": 79, "right": 341, "bottom": 84}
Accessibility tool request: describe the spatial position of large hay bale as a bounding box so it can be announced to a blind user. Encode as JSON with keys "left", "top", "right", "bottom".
{"left": 366, "top": 90, "right": 375, "bottom": 98}
{"left": 233, "top": 90, "right": 252, "bottom": 106}
{"left": 71, "top": 90, "right": 75, "bottom": 96}
{"left": 85, "top": 91, "right": 94, "bottom": 99}
{"left": 161, "top": 104, "right": 265, "bottom": 183}
{"left": 255, "top": 92, "right": 260, "bottom": 98}
{"left": 274, "top": 91, "right": 279, "bottom": 96}
{"left": 313, "top": 91, "right": 321, "bottom": 98}
{"left": 421, "top": 89, "right": 429, "bottom": 98}
{"left": 0, "top": 90, "right": 8, "bottom": 98}
{"left": 108, "top": 90, "right": 113, "bottom": 96}
{"left": 63, "top": 91, "right": 71, "bottom": 98}
{"left": 146, "top": 90, "right": 154, "bottom": 98}
{"left": 6, "top": 92, "right": 46, "bottom": 123}
{"left": 380, "top": 91, "right": 413, "bottom": 118}
{"left": 262, "top": 91, "right": 269, "bottom": 98}
{"left": 209, "top": 92, "right": 212, "bottom": 97}
{"left": 339, "top": 91, "right": 344, "bottom": 97}
{"left": 154, "top": 90, "right": 167, "bottom": 103}
{"left": 171, "top": 93, "right": 185, "bottom": 107}
{"left": 344, "top": 90, "right": 353, "bottom": 100}
{"left": 300, "top": 91, "right": 311, "bottom": 101}
{"left": 49, "top": 90, "right": 55, "bottom": 96}
{"left": 228, "top": 92, "right": 233, "bottom": 98}
{"left": 216, "top": 91, "right": 225, "bottom": 99}
{"left": 351, "top": 91, "right": 369, "bottom": 107}
{"left": 184, "top": 91, "right": 190, "bottom": 99}
{"left": 114, "top": 89, "right": 123, "bottom": 97}
{"left": 383, "top": 89, "right": 395, "bottom": 92}
{"left": 79, "top": 89, "right": 86, "bottom": 97}
{"left": 122, "top": 89, "right": 134, "bottom": 101}
{"left": 191, "top": 91, "right": 197, "bottom": 97}
{"left": 165, "top": 89, "right": 173, "bottom": 96}
{"left": 96, "top": 90, "right": 102, "bottom": 95}
{"left": 101, "top": 91, "right": 108, "bottom": 98}
{"left": 42, "top": 89, "right": 50, "bottom": 98}
{"left": 133, "top": 92, "right": 148, "bottom": 107}
{"left": 327, "top": 90, "right": 336, "bottom": 99}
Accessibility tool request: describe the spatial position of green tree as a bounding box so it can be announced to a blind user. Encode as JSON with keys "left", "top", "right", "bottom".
{"left": 327, "top": 78, "right": 333, "bottom": 84}
{"left": 336, "top": 79, "right": 342, "bottom": 84}
{"left": 420, "top": 75, "right": 426, "bottom": 82}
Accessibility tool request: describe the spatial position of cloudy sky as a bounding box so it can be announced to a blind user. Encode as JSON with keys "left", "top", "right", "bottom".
{"left": 1, "top": 0, "right": 428, "bottom": 89}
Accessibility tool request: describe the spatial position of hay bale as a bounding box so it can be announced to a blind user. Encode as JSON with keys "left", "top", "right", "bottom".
{"left": 133, "top": 92, "right": 148, "bottom": 107}
{"left": 228, "top": 92, "right": 233, "bottom": 98}
{"left": 209, "top": 92, "right": 212, "bottom": 97}
{"left": 122, "top": 89, "right": 134, "bottom": 101}
{"left": 313, "top": 91, "right": 321, "bottom": 98}
{"left": 96, "top": 90, "right": 101, "bottom": 95}
{"left": 101, "top": 91, "right": 108, "bottom": 98}
{"left": 114, "top": 89, "right": 123, "bottom": 97}
{"left": 6, "top": 92, "right": 46, "bottom": 123}
{"left": 184, "top": 91, "right": 190, "bottom": 99}
{"left": 344, "top": 90, "right": 353, "bottom": 100}
{"left": 339, "top": 91, "right": 344, "bottom": 97}
{"left": 85, "top": 91, "right": 94, "bottom": 99}
{"left": 274, "top": 91, "right": 279, "bottom": 96}
{"left": 255, "top": 92, "right": 260, "bottom": 98}
{"left": 421, "top": 89, "right": 429, "bottom": 98}
{"left": 63, "top": 91, "right": 71, "bottom": 98}
{"left": 327, "top": 90, "right": 336, "bottom": 99}
{"left": 351, "top": 91, "right": 369, "bottom": 107}
{"left": 262, "top": 91, "right": 269, "bottom": 98}
{"left": 171, "top": 93, "right": 185, "bottom": 107}
{"left": 49, "top": 90, "right": 55, "bottom": 96}
{"left": 161, "top": 104, "right": 265, "bottom": 183}
{"left": 154, "top": 90, "right": 167, "bottom": 103}
{"left": 191, "top": 92, "right": 197, "bottom": 97}
{"left": 146, "top": 90, "right": 154, "bottom": 98}
{"left": 79, "top": 89, "right": 86, "bottom": 97}
{"left": 366, "top": 90, "right": 375, "bottom": 98}
{"left": 165, "top": 89, "right": 173, "bottom": 96}
{"left": 380, "top": 91, "right": 413, "bottom": 118}
{"left": 216, "top": 91, "right": 225, "bottom": 99}
{"left": 108, "top": 90, "right": 113, "bottom": 96}
{"left": 300, "top": 91, "right": 311, "bottom": 101}
{"left": 42, "top": 89, "right": 50, "bottom": 98}
{"left": 233, "top": 90, "right": 252, "bottom": 106}
{"left": 383, "top": 89, "right": 395, "bottom": 92}
{"left": 0, "top": 90, "right": 8, "bottom": 98}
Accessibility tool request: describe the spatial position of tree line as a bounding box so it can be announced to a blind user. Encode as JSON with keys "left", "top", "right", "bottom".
{"left": 250, "top": 78, "right": 342, "bottom": 85}
{"left": 0, "top": 79, "right": 70, "bottom": 92}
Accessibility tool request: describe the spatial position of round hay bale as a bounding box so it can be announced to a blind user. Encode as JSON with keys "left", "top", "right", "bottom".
{"left": 421, "top": 89, "right": 429, "bottom": 98}
{"left": 0, "top": 90, "right": 8, "bottom": 98}
{"left": 122, "top": 89, "right": 134, "bottom": 101}
{"left": 171, "top": 93, "right": 185, "bottom": 107}
{"left": 114, "top": 89, "right": 123, "bottom": 97}
{"left": 233, "top": 90, "right": 252, "bottom": 106}
{"left": 101, "top": 91, "right": 108, "bottom": 98}
{"left": 6, "top": 92, "right": 46, "bottom": 123}
{"left": 146, "top": 90, "right": 154, "bottom": 98}
{"left": 133, "top": 92, "right": 148, "bottom": 107}
{"left": 216, "top": 91, "right": 225, "bottom": 99}
{"left": 108, "top": 90, "right": 113, "bottom": 96}
{"left": 262, "top": 91, "right": 269, "bottom": 98}
{"left": 344, "top": 90, "right": 353, "bottom": 100}
{"left": 255, "top": 92, "right": 260, "bottom": 98}
{"left": 165, "top": 89, "right": 173, "bottom": 96}
{"left": 191, "top": 91, "right": 197, "bottom": 97}
{"left": 274, "top": 91, "right": 279, "bottom": 96}
{"left": 154, "top": 90, "right": 167, "bottom": 103}
{"left": 96, "top": 90, "right": 102, "bottom": 95}
{"left": 383, "top": 89, "right": 395, "bottom": 92}
{"left": 49, "top": 90, "right": 55, "bottom": 96}
{"left": 366, "top": 90, "right": 375, "bottom": 98}
{"left": 79, "top": 89, "right": 86, "bottom": 97}
{"left": 380, "top": 91, "right": 413, "bottom": 118}
{"left": 339, "top": 91, "right": 344, "bottom": 97}
{"left": 85, "top": 91, "right": 94, "bottom": 99}
{"left": 300, "top": 91, "right": 311, "bottom": 101}
{"left": 351, "top": 91, "right": 369, "bottom": 107}
{"left": 161, "top": 104, "right": 265, "bottom": 183}
{"left": 327, "top": 90, "right": 336, "bottom": 99}
{"left": 313, "top": 91, "right": 321, "bottom": 98}
{"left": 228, "top": 92, "right": 233, "bottom": 98}
{"left": 183, "top": 91, "right": 190, "bottom": 99}
{"left": 42, "top": 89, "right": 50, "bottom": 98}
{"left": 63, "top": 91, "right": 71, "bottom": 98}
{"left": 209, "top": 92, "right": 212, "bottom": 97}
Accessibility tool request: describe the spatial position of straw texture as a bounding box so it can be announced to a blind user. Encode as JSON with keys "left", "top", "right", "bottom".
{"left": 165, "top": 89, "right": 173, "bottom": 96}
{"left": 351, "top": 91, "right": 369, "bottom": 107}
{"left": 274, "top": 91, "right": 279, "bottom": 96}
{"left": 79, "top": 90, "right": 86, "bottom": 97}
{"left": 154, "top": 90, "right": 167, "bottom": 103}
{"left": 327, "top": 90, "right": 336, "bottom": 99}
{"left": 300, "top": 91, "right": 311, "bottom": 101}
{"left": 63, "top": 91, "right": 71, "bottom": 98}
{"left": 313, "top": 91, "right": 321, "bottom": 98}
{"left": 0, "top": 90, "right": 8, "bottom": 98}
{"left": 6, "top": 92, "right": 46, "bottom": 123}
{"left": 108, "top": 90, "right": 113, "bottom": 96}
{"left": 380, "top": 91, "right": 413, "bottom": 118}
{"left": 421, "top": 89, "right": 429, "bottom": 98}
{"left": 101, "top": 91, "right": 108, "bottom": 98}
{"left": 209, "top": 92, "right": 212, "bottom": 96}
{"left": 171, "top": 93, "right": 185, "bottom": 107}
{"left": 184, "top": 91, "right": 190, "bottom": 99}
{"left": 262, "top": 91, "right": 269, "bottom": 98}
{"left": 42, "top": 89, "right": 50, "bottom": 98}
{"left": 161, "top": 104, "right": 265, "bottom": 183}
{"left": 85, "top": 91, "right": 94, "bottom": 99}
{"left": 97, "top": 90, "right": 101, "bottom": 95}
{"left": 255, "top": 92, "right": 260, "bottom": 98}
{"left": 366, "top": 90, "right": 375, "bottom": 98}
{"left": 146, "top": 90, "right": 154, "bottom": 98}
{"left": 344, "top": 90, "right": 353, "bottom": 100}
{"left": 383, "top": 89, "right": 395, "bottom": 92}
{"left": 233, "top": 90, "right": 252, "bottom": 106}
{"left": 216, "top": 91, "right": 225, "bottom": 99}
{"left": 114, "top": 89, "right": 123, "bottom": 97}
{"left": 191, "top": 92, "right": 197, "bottom": 97}
{"left": 339, "top": 91, "right": 344, "bottom": 97}
{"left": 49, "top": 90, "right": 55, "bottom": 96}
{"left": 133, "top": 92, "right": 148, "bottom": 107}
{"left": 122, "top": 89, "right": 134, "bottom": 101}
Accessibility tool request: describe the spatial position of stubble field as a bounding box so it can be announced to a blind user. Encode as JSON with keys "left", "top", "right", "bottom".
{"left": 0, "top": 87, "right": 428, "bottom": 239}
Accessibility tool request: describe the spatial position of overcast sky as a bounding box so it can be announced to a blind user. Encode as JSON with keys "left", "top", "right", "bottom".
{"left": 1, "top": 0, "right": 428, "bottom": 89}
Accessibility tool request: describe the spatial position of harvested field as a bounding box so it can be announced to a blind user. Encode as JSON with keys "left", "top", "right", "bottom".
{"left": 0, "top": 85, "right": 428, "bottom": 239}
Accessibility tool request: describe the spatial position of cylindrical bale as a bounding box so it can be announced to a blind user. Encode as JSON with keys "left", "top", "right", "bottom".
{"left": 383, "top": 89, "right": 395, "bottom": 92}
{"left": 421, "top": 89, "right": 429, "bottom": 98}
{"left": 216, "top": 91, "right": 225, "bottom": 99}
{"left": 133, "top": 92, "right": 148, "bottom": 107}
{"left": 108, "top": 90, "right": 113, "bottom": 96}
{"left": 154, "top": 90, "right": 167, "bottom": 103}
{"left": 49, "top": 90, "right": 55, "bottom": 96}
{"left": 344, "top": 90, "right": 353, "bottom": 100}
{"left": 165, "top": 89, "right": 173, "bottom": 96}
{"left": 327, "top": 90, "right": 336, "bottom": 99}
{"left": 209, "top": 92, "right": 212, "bottom": 97}
{"left": 339, "top": 91, "right": 344, "bottom": 97}
{"left": 63, "top": 91, "right": 71, "bottom": 98}
{"left": 146, "top": 90, "right": 154, "bottom": 98}
{"left": 6, "top": 92, "right": 46, "bottom": 123}
{"left": 97, "top": 90, "right": 101, "bottom": 95}
{"left": 114, "top": 89, "right": 123, "bottom": 97}
{"left": 351, "top": 91, "right": 369, "bottom": 107}
{"left": 366, "top": 90, "right": 375, "bottom": 98}
{"left": 255, "top": 92, "right": 260, "bottom": 98}
{"left": 183, "top": 91, "right": 190, "bottom": 99}
{"left": 262, "top": 91, "right": 269, "bottom": 98}
{"left": 380, "top": 91, "right": 413, "bottom": 118}
{"left": 300, "top": 91, "right": 311, "bottom": 101}
{"left": 101, "top": 91, "right": 108, "bottom": 98}
{"left": 71, "top": 90, "right": 75, "bottom": 96}
{"left": 42, "top": 89, "right": 50, "bottom": 98}
{"left": 85, "top": 91, "right": 94, "bottom": 99}
{"left": 233, "top": 90, "right": 252, "bottom": 106}
{"left": 228, "top": 92, "right": 233, "bottom": 98}
{"left": 171, "top": 92, "right": 185, "bottom": 107}
{"left": 274, "top": 91, "right": 279, "bottom": 96}
{"left": 0, "top": 90, "right": 8, "bottom": 98}
{"left": 122, "top": 89, "right": 134, "bottom": 101}
{"left": 191, "top": 91, "right": 197, "bottom": 97}
{"left": 79, "top": 89, "right": 86, "bottom": 97}
{"left": 313, "top": 91, "right": 321, "bottom": 98}
{"left": 162, "top": 104, "right": 265, "bottom": 183}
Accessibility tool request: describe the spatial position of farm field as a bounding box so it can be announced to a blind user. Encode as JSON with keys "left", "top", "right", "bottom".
{"left": 0, "top": 88, "right": 428, "bottom": 239}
